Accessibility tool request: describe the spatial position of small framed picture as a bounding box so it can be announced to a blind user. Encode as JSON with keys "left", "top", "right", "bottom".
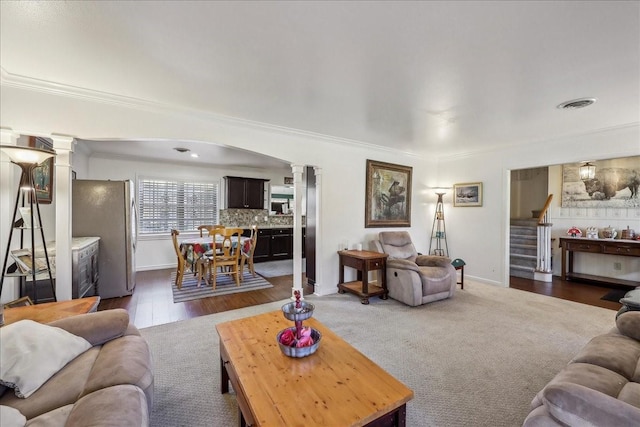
{"left": 453, "top": 182, "right": 483, "bottom": 207}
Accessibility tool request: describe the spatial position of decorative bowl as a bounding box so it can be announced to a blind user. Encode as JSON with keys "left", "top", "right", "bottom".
{"left": 276, "top": 327, "right": 321, "bottom": 358}
{"left": 281, "top": 301, "right": 315, "bottom": 322}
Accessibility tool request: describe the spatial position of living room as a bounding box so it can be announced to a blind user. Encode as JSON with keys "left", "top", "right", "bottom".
{"left": 1, "top": 2, "right": 639, "bottom": 426}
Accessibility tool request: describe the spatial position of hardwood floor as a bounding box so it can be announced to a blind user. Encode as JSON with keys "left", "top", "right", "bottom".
{"left": 97, "top": 268, "right": 313, "bottom": 328}
{"left": 98, "top": 269, "right": 624, "bottom": 329}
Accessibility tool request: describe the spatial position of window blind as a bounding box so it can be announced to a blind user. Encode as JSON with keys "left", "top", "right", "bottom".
{"left": 138, "top": 177, "right": 218, "bottom": 234}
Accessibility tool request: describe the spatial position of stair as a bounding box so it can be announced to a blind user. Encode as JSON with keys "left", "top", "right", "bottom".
{"left": 510, "top": 218, "right": 538, "bottom": 279}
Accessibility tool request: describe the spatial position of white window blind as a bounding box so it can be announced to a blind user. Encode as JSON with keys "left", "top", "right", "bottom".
{"left": 138, "top": 177, "right": 218, "bottom": 234}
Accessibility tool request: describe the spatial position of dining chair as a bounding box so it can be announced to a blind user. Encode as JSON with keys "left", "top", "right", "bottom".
{"left": 197, "top": 224, "right": 224, "bottom": 237}
{"left": 239, "top": 225, "right": 258, "bottom": 280}
{"left": 208, "top": 227, "right": 243, "bottom": 289}
{"left": 171, "top": 229, "right": 187, "bottom": 289}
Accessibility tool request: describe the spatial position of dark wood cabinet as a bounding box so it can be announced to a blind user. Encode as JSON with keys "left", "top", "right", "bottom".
{"left": 270, "top": 228, "right": 292, "bottom": 260}
{"left": 245, "top": 227, "right": 304, "bottom": 263}
{"left": 225, "top": 177, "right": 269, "bottom": 209}
{"left": 254, "top": 228, "right": 271, "bottom": 261}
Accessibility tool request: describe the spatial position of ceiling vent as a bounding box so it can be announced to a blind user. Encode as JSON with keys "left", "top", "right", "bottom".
{"left": 557, "top": 98, "right": 597, "bottom": 110}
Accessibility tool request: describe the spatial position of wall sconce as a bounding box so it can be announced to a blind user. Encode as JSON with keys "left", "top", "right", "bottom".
{"left": 579, "top": 162, "right": 596, "bottom": 181}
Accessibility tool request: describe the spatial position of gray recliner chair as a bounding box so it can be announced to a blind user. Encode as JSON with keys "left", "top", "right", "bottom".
{"left": 374, "top": 231, "right": 456, "bottom": 306}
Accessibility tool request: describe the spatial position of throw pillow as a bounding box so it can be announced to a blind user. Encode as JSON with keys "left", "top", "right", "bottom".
{"left": 0, "top": 405, "right": 26, "bottom": 427}
{"left": 0, "top": 320, "right": 91, "bottom": 398}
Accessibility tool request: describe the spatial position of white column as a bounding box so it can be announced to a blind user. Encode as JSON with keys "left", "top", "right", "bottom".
{"left": 313, "top": 167, "right": 323, "bottom": 296}
{"left": 291, "top": 164, "right": 304, "bottom": 298}
{"left": 0, "top": 129, "right": 20, "bottom": 302}
{"left": 52, "top": 135, "right": 75, "bottom": 301}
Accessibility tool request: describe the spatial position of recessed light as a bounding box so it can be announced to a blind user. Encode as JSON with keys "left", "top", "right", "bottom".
{"left": 173, "top": 147, "right": 190, "bottom": 153}
{"left": 190, "top": 153, "right": 199, "bottom": 158}
{"left": 557, "top": 98, "right": 597, "bottom": 110}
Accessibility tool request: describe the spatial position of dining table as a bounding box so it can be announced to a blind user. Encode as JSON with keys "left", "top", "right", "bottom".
{"left": 179, "top": 235, "right": 250, "bottom": 271}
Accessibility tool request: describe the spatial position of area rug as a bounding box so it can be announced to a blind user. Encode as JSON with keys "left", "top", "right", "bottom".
{"left": 600, "top": 288, "right": 629, "bottom": 303}
{"left": 141, "top": 280, "right": 616, "bottom": 427}
{"left": 170, "top": 271, "right": 273, "bottom": 303}
{"left": 253, "top": 259, "right": 306, "bottom": 278}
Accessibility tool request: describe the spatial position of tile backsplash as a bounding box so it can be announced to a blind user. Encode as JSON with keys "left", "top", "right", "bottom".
{"left": 219, "top": 209, "right": 304, "bottom": 227}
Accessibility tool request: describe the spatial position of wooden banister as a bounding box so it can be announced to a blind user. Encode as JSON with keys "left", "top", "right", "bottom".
{"left": 537, "top": 194, "right": 553, "bottom": 224}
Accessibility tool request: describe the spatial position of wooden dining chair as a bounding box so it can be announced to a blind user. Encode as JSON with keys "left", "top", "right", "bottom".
{"left": 197, "top": 224, "right": 224, "bottom": 237}
{"left": 239, "top": 225, "right": 258, "bottom": 280}
{"left": 171, "top": 229, "right": 187, "bottom": 289}
{"left": 208, "top": 227, "right": 243, "bottom": 289}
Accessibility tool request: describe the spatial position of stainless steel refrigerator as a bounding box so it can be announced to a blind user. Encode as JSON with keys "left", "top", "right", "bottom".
{"left": 72, "top": 180, "right": 137, "bottom": 299}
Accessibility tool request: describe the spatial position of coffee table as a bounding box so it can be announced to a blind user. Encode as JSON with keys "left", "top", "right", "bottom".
{"left": 2, "top": 296, "right": 100, "bottom": 326}
{"left": 216, "top": 310, "right": 413, "bottom": 426}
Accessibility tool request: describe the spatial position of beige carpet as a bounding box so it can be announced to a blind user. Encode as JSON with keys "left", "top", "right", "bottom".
{"left": 140, "top": 280, "right": 615, "bottom": 427}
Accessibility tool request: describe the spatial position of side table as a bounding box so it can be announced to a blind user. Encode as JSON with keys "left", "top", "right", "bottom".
{"left": 1, "top": 296, "right": 100, "bottom": 326}
{"left": 451, "top": 258, "right": 466, "bottom": 289}
{"left": 337, "top": 250, "right": 388, "bottom": 304}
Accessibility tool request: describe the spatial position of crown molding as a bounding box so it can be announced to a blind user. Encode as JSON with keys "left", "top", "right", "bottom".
{"left": 0, "top": 67, "right": 420, "bottom": 158}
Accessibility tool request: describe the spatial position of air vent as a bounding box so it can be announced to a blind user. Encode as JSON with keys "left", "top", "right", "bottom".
{"left": 557, "top": 98, "right": 597, "bottom": 110}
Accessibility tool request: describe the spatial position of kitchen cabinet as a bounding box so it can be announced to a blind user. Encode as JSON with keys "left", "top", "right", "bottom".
{"left": 21, "top": 237, "right": 100, "bottom": 303}
{"left": 270, "top": 228, "right": 292, "bottom": 260}
{"left": 244, "top": 227, "right": 304, "bottom": 263}
{"left": 225, "top": 177, "right": 269, "bottom": 209}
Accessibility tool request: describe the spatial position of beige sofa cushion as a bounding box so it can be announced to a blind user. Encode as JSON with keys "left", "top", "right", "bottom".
{"left": 543, "top": 383, "right": 640, "bottom": 427}
{"left": 66, "top": 385, "right": 148, "bottom": 427}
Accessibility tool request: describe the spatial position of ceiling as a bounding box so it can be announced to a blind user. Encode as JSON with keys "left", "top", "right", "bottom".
{"left": 1, "top": 1, "right": 638, "bottom": 164}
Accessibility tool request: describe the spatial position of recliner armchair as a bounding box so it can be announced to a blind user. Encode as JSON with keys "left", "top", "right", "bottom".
{"left": 374, "top": 231, "right": 457, "bottom": 306}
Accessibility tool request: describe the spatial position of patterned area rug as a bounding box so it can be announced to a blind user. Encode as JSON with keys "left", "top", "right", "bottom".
{"left": 170, "top": 271, "right": 273, "bottom": 303}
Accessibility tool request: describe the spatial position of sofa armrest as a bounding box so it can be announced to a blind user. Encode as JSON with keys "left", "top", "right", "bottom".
{"left": 543, "top": 382, "right": 640, "bottom": 427}
{"left": 387, "top": 258, "right": 420, "bottom": 272}
{"left": 616, "top": 311, "right": 640, "bottom": 341}
{"left": 415, "top": 255, "right": 451, "bottom": 268}
{"left": 47, "top": 309, "right": 130, "bottom": 347}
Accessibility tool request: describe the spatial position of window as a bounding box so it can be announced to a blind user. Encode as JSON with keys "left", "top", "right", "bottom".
{"left": 138, "top": 177, "right": 218, "bottom": 234}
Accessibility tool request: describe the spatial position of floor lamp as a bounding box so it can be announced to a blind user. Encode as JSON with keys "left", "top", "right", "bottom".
{"left": 429, "top": 191, "right": 449, "bottom": 257}
{"left": 0, "top": 145, "right": 57, "bottom": 303}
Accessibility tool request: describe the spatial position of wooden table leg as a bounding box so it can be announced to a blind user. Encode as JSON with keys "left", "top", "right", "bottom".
{"left": 221, "top": 357, "right": 229, "bottom": 394}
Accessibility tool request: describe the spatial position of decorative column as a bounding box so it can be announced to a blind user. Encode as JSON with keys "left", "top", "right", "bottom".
{"left": 0, "top": 129, "right": 20, "bottom": 302}
{"left": 291, "top": 164, "right": 304, "bottom": 299}
{"left": 52, "top": 135, "right": 75, "bottom": 300}
{"left": 313, "top": 166, "right": 323, "bottom": 296}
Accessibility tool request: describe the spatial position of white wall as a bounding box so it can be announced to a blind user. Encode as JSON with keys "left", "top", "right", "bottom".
{"left": 83, "top": 152, "right": 296, "bottom": 271}
{"left": 0, "top": 84, "right": 433, "bottom": 297}
{"left": 2, "top": 82, "right": 638, "bottom": 299}
{"left": 438, "top": 124, "right": 640, "bottom": 287}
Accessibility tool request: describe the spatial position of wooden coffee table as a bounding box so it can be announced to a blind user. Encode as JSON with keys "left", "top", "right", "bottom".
{"left": 217, "top": 310, "right": 413, "bottom": 426}
{"left": 2, "top": 296, "right": 100, "bottom": 326}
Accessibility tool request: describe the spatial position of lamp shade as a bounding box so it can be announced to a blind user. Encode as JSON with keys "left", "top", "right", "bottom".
{"left": 0, "top": 145, "right": 55, "bottom": 165}
{"left": 579, "top": 162, "right": 596, "bottom": 180}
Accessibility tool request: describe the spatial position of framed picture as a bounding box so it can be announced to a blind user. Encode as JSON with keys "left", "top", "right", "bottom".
{"left": 365, "top": 159, "right": 412, "bottom": 227}
{"left": 561, "top": 156, "right": 640, "bottom": 208}
{"left": 453, "top": 182, "right": 483, "bottom": 207}
{"left": 28, "top": 136, "right": 54, "bottom": 204}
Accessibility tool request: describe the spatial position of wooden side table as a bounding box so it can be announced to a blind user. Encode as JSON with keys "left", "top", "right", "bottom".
{"left": 1, "top": 297, "right": 100, "bottom": 326}
{"left": 337, "top": 250, "right": 388, "bottom": 304}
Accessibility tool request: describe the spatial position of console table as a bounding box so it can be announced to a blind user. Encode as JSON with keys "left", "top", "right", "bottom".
{"left": 559, "top": 237, "right": 640, "bottom": 288}
{"left": 2, "top": 296, "right": 100, "bottom": 326}
{"left": 337, "top": 250, "right": 388, "bottom": 304}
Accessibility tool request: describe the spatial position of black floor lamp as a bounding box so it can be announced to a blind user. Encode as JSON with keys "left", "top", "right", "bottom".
{"left": 1, "top": 144, "right": 57, "bottom": 303}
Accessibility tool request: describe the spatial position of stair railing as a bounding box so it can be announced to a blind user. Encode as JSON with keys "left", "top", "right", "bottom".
{"left": 536, "top": 194, "right": 553, "bottom": 275}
